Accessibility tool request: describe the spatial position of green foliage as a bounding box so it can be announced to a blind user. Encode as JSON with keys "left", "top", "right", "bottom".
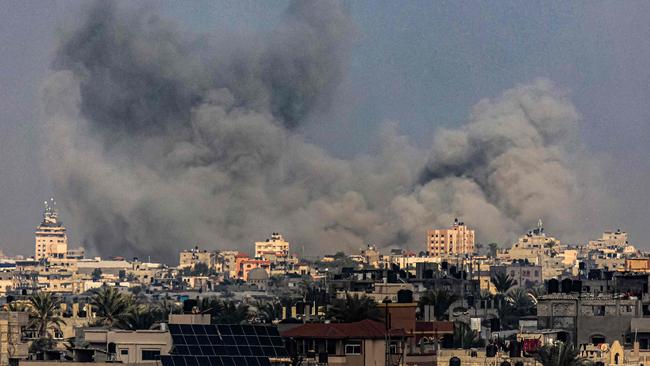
{"left": 418, "top": 288, "right": 459, "bottom": 321}
{"left": 505, "top": 287, "right": 536, "bottom": 316}
{"left": 491, "top": 272, "right": 517, "bottom": 294}
{"left": 29, "top": 337, "right": 56, "bottom": 354}
{"left": 326, "top": 294, "right": 381, "bottom": 323}
{"left": 453, "top": 321, "right": 484, "bottom": 349}
{"left": 534, "top": 342, "right": 591, "bottom": 366}
{"left": 28, "top": 292, "right": 65, "bottom": 339}
{"left": 257, "top": 301, "right": 284, "bottom": 323}
{"left": 125, "top": 304, "right": 158, "bottom": 330}
{"left": 90, "top": 286, "right": 135, "bottom": 329}
{"left": 91, "top": 268, "right": 103, "bottom": 282}
{"left": 198, "top": 297, "right": 250, "bottom": 324}
{"left": 153, "top": 298, "right": 181, "bottom": 322}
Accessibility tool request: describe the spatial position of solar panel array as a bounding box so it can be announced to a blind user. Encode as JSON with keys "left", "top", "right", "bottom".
{"left": 161, "top": 324, "right": 288, "bottom": 366}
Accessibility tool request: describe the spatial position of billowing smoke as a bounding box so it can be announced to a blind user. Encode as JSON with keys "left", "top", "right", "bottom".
{"left": 40, "top": 1, "right": 609, "bottom": 262}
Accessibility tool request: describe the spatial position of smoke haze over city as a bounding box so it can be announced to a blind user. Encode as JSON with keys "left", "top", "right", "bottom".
{"left": 1, "top": 1, "right": 648, "bottom": 261}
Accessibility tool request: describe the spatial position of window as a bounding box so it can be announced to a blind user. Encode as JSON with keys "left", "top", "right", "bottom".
{"left": 120, "top": 349, "right": 129, "bottom": 356}
{"left": 141, "top": 350, "right": 161, "bottom": 360}
{"left": 594, "top": 306, "right": 606, "bottom": 316}
{"left": 345, "top": 341, "right": 361, "bottom": 355}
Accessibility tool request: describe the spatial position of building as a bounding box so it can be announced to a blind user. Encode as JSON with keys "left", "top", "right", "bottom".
{"left": 503, "top": 220, "right": 562, "bottom": 264}
{"left": 0, "top": 312, "right": 29, "bottom": 366}
{"left": 426, "top": 219, "right": 475, "bottom": 257}
{"left": 255, "top": 233, "right": 290, "bottom": 261}
{"left": 537, "top": 293, "right": 641, "bottom": 346}
{"left": 588, "top": 229, "right": 629, "bottom": 250}
{"left": 235, "top": 254, "right": 270, "bottom": 281}
{"left": 81, "top": 328, "right": 172, "bottom": 364}
{"left": 281, "top": 319, "right": 407, "bottom": 366}
{"left": 178, "top": 247, "right": 216, "bottom": 270}
{"left": 490, "top": 262, "right": 542, "bottom": 288}
{"left": 34, "top": 199, "right": 68, "bottom": 261}
{"left": 215, "top": 250, "right": 239, "bottom": 279}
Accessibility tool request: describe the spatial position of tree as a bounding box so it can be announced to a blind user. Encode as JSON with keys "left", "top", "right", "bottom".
{"left": 453, "top": 321, "right": 483, "bottom": 349}
{"left": 534, "top": 342, "right": 590, "bottom": 366}
{"left": 418, "top": 289, "right": 459, "bottom": 321}
{"left": 491, "top": 272, "right": 517, "bottom": 295}
{"left": 528, "top": 285, "right": 547, "bottom": 303}
{"left": 90, "top": 286, "right": 135, "bottom": 329}
{"left": 92, "top": 268, "right": 103, "bottom": 282}
{"left": 214, "top": 301, "right": 250, "bottom": 324}
{"left": 257, "top": 301, "right": 284, "bottom": 323}
{"left": 326, "top": 294, "right": 381, "bottom": 323}
{"left": 505, "top": 287, "right": 536, "bottom": 317}
{"left": 126, "top": 304, "right": 158, "bottom": 330}
{"left": 28, "top": 292, "right": 65, "bottom": 339}
{"left": 153, "top": 298, "right": 180, "bottom": 322}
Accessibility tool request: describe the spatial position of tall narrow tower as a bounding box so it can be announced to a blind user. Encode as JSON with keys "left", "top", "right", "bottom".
{"left": 34, "top": 198, "right": 68, "bottom": 261}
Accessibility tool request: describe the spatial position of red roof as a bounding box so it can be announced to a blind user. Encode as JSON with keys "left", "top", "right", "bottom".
{"left": 281, "top": 319, "right": 406, "bottom": 339}
{"left": 415, "top": 321, "right": 454, "bottom": 333}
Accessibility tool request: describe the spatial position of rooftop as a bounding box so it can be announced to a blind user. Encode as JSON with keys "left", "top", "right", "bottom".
{"left": 281, "top": 319, "right": 405, "bottom": 339}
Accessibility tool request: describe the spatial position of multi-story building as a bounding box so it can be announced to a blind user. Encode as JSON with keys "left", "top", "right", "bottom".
{"left": 426, "top": 218, "right": 475, "bottom": 256}
{"left": 254, "top": 233, "right": 290, "bottom": 261}
{"left": 215, "top": 250, "right": 239, "bottom": 278}
{"left": 235, "top": 253, "right": 270, "bottom": 281}
{"left": 537, "top": 293, "right": 641, "bottom": 346}
{"left": 491, "top": 262, "right": 542, "bottom": 288}
{"left": 588, "top": 229, "right": 629, "bottom": 250}
{"left": 178, "top": 247, "right": 216, "bottom": 270}
{"left": 34, "top": 199, "right": 68, "bottom": 261}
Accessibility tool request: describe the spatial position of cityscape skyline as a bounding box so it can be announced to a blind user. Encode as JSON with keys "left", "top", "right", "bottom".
{"left": 1, "top": 1, "right": 649, "bottom": 259}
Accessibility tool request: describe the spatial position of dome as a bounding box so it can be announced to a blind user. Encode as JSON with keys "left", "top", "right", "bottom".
{"left": 247, "top": 268, "right": 269, "bottom": 281}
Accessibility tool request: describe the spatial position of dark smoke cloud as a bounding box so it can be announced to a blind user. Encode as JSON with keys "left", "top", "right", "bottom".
{"left": 40, "top": 1, "right": 611, "bottom": 262}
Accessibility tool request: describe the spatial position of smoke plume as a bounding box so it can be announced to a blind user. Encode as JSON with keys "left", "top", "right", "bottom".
{"left": 40, "top": 1, "right": 608, "bottom": 262}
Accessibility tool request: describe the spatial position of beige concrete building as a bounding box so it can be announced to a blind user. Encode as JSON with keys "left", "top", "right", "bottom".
{"left": 34, "top": 199, "right": 67, "bottom": 261}
{"left": 255, "top": 233, "right": 290, "bottom": 261}
{"left": 0, "top": 312, "right": 29, "bottom": 366}
{"left": 215, "top": 250, "right": 239, "bottom": 278}
{"left": 502, "top": 221, "right": 562, "bottom": 264}
{"left": 427, "top": 219, "right": 475, "bottom": 256}
{"left": 589, "top": 229, "right": 629, "bottom": 250}
{"left": 83, "top": 329, "right": 171, "bottom": 364}
{"left": 178, "top": 247, "right": 216, "bottom": 270}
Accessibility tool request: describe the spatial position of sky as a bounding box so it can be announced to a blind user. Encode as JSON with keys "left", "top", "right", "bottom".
{"left": 0, "top": 1, "right": 649, "bottom": 256}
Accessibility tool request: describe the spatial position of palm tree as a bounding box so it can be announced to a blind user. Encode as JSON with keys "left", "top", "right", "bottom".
{"left": 491, "top": 272, "right": 517, "bottom": 295}
{"left": 453, "top": 321, "right": 483, "bottom": 349}
{"left": 505, "top": 287, "right": 536, "bottom": 316}
{"left": 326, "top": 294, "right": 381, "bottom": 323}
{"left": 198, "top": 297, "right": 225, "bottom": 321}
{"left": 418, "top": 289, "right": 459, "bottom": 321}
{"left": 126, "top": 304, "right": 158, "bottom": 330}
{"left": 90, "top": 286, "right": 135, "bottom": 328}
{"left": 534, "top": 342, "right": 590, "bottom": 366}
{"left": 28, "top": 292, "right": 65, "bottom": 339}
{"left": 214, "top": 301, "right": 250, "bottom": 324}
{"left": 153, "top": 298, "right": 180, "bottom": 322}
{"left": 528, "top": 284, "right": 547, "bottom": 303}
{"left": 257, "top": 301, "right": 284, "bottom": 323}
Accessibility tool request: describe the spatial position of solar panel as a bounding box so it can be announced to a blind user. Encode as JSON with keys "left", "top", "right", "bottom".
{"left": 160, "top": 356, "right": 272, "bottom": 366}
{"left": 168, "top": 324, "right": 289, "bottom": 359}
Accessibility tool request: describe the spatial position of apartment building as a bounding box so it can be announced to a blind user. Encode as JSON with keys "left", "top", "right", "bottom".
{"left": 427, "top": 218, "right": 475, "bottom": 256}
